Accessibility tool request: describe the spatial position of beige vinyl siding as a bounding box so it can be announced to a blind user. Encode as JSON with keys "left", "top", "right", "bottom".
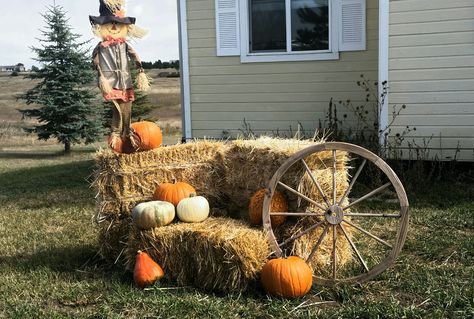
{"left": 186, "top": 0, "right": 379, "bottom": 138}
{"left": 388, "top": 0, "right": 474, "bottom": 161}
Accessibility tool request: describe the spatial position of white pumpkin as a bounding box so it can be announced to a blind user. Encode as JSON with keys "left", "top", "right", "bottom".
{"left": 132, "top": 201, "right": 176, "bottom": 229}
{"left": 176, "top": 194, "right": 210, "bottom": 223}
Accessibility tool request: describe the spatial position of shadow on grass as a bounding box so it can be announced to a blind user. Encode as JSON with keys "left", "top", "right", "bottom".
{"left": 0, "top": 159, "right": 96, "bottom": 208}
{"left": 0, "top": 147, "right": 97, "bottom": 160}
{"left": 0, "top": 245, "right": 100, "bottom": 273}
{"left": 0, "top": 245, "right": 130, "bottom": 282}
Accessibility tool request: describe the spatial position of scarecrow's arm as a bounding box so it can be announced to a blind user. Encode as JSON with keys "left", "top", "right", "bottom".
{"left": 126, "top": 44, "right": 143, "bottom": 70}
{"left": 92, "top": 43, "right": 101, "bottom": 70}
{"left": 127, "top": 43, "right": 150, "bottom": 91}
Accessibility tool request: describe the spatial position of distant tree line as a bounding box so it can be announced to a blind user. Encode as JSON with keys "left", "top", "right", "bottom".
{"left": 141, "top": 60, "right": 180, "bottom": 70}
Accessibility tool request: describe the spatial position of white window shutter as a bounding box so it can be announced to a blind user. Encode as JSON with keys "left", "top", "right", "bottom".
{"left": 215, "top": 0, "right": 240, "bottom": 56}
{"left": 339, "top": 0, "right": 366, "bottom": 51}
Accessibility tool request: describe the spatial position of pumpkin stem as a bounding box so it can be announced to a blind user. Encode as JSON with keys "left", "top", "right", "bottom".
{"left": 171, "top": 178, "right": 177, "bottom": 184}
{"left": 189, "top": 192, "right": 197, "bottom": 198}
{"left": 137, "top": 250, "right": 142, "bottom": 254}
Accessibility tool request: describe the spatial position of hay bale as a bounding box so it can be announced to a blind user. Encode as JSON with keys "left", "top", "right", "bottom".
{"left": 124, "top": 217, "right": 270, "bottom": 292}
{"left": 94, "top": 140, "right": 228, "bottom": 220}
{"left": 97, "top": 218, "right": 132, "bottom": 265}
{"left": 222, "top": 137, "right": 350, "bottom": 220}
{"left": 94, "top": 137, "right": 355, "bottom": 291}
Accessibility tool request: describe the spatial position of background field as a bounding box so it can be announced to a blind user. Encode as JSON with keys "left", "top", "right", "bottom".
{"left": 0, "top": 69, "right": 182, "bottom": 147}
{"left": 0, "top": 72, "right": 473, "bottom": 318}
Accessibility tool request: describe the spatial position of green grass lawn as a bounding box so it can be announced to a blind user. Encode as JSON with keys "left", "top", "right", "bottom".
{"left": 0, "top": 144, "right": 473, "bottom": 318}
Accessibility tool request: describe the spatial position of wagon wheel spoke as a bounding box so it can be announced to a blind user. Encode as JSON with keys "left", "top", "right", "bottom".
{"left": 270, "top": 211, "right": 325, "bottom": 217}
{"left": 306, "top": 224, "right": 329, "bottom": 263}
{"left": 332, "top": 150, "right": 337, "bottom": 205}
{"left": 344, "top": 212, "right": 401, "bottom": 218}
{"left": 340, "top": 223, "right": 369, "bottom": 272}
{"left": 277, "top": 181, "right": 326, "bottom": 211}
{"left": 332, "top": 224, "right": 337, "bottom": 280}
{"left": 301, "top": 158, "right": 331, "bottom": 207}
{"left": 342, "top": 219, "right": 392, "bottom": 248}
{"left": 343, "top": 182, "right": 392, "bottom": 210}
{"left": 338, "top": 159, "right": 367, "bottom": 206}
{"left": 278, "top": 219, "right": 325, "bottom": 248}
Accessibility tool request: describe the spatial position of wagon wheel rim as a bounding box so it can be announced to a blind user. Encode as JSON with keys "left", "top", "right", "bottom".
{"left": 262, "top": 142, "right": 409, "bottom": 286}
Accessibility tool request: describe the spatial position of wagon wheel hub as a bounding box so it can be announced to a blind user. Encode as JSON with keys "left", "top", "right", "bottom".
{"left": 325, "top": 205, "right": 344, "bottom": 225}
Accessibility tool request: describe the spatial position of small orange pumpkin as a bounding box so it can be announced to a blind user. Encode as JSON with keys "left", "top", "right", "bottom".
{"left": 131, "top": 121, "right": 162, "bottom": 151}
{"left": 153, "top": 180, "right": 196, "bottom": 207}
{"left": 261, "top": 256, "right": 313, "bottom": 298}
{"left": 249, "top": 189, "right": 288, "bottom": 227}
{"left": 133, "top": 250, "right": 165, "bottom": 288}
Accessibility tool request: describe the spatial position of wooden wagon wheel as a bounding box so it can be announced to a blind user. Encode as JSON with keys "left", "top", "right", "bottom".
{"left": 262, "top": 142, "right": 409, "bottom": 286}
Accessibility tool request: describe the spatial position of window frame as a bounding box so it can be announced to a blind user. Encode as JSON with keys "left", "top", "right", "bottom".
{"left": 240, "top": 0, "right": 340, "bottom": 63}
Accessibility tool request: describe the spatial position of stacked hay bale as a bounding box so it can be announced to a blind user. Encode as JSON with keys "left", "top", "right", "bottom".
{"left": 94, "top": 137, "right": 352, "bottom": 292}
{"left": 94, "top": 140, "right": 228, "bottom": 264}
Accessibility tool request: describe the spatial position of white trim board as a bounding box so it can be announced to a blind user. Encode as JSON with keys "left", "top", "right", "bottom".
{"left": 178, "top": 0, "right": 192, "bottom": 141}
{"left": 378, "top": 0, "right": 389, "bottom": 152}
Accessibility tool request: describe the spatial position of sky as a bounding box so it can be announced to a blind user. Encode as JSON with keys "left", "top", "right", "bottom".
{"left": 0, "top": 0, "right": 179, "bottom": 69}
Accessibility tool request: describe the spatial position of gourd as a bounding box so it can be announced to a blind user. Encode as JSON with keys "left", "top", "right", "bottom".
{"left": 260, "top": 256, "right": 313, "bottom": 298}
{"left": 154, "top": 180, "right": 196, "bottom": 207}
{"left": 176, "top": 194, "right": 210, "bottom": 223}
{"left": 131, "top": 121, "right": 162, "bottom": 151}
{"left": 132, "top": 201, "right": 175, "bottom": 229}
{"left": 249, "top": 189, "right": 288, "bottom": 227}
{"left": 133, "top": 250, "right": 165, "bottom": 288}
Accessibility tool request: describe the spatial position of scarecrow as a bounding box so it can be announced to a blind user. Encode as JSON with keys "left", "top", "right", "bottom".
{"left": 90, "top": 0, "right": 150, "bottom": 150}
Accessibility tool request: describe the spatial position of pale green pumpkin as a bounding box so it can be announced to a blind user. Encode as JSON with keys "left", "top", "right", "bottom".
{"left": 176, "top": 194, "right": 210, "bottom": 223}
{"left": 132, "top": 201, "right": 176, "bottom": 229}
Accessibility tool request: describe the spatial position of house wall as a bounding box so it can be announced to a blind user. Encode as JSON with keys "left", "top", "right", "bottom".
{"left": 186, "top": 0, "right": 379, "bottom": 138}
{"left": 388, "top": 0, "right": 474, "bottom": 161}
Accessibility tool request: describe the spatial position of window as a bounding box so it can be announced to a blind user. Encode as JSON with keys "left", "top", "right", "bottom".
{"left": 249, "top": 0, "right": 330, "bottom": 53}
{"left": 242, "top": 0, "right": 338, "bottom": 62}
{"left": 215, "top": 0, "right": 366, "bottom": 61}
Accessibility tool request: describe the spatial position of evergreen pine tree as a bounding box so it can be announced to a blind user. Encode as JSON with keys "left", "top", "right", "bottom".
{"left": 19, "top": 6, "right": 104, "bottom": 153}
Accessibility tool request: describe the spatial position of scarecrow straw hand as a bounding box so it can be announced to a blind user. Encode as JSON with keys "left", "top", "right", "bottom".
{"left": 136, "top": 71, "right": 151, "bottom": 92}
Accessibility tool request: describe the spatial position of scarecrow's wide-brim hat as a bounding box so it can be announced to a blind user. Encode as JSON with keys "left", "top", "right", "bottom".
{"left": 90, "top": 0, "right": 136, "bottom": 25}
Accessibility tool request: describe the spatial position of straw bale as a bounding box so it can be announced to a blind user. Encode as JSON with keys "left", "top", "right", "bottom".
{"left": 94, "top": 140, "right": 228, "bottom": 220}
{"left": 97, "top": 218, "right": 132, "bottom": 265}
{"left": 222, "top": 137, "right": 350, "bottom": 220}
{"left": 124, "top": 217, "right": 270, "bottom": 292}
{"left": 94, "top": 137, "right": 355, "bottom": 292}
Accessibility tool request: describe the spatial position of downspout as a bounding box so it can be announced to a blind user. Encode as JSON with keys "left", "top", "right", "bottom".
{"left": 178, "top": 0, "right": 192, "bottom": 142}
{"left": 378, "top": 0, "right": 389, "bottom": 156}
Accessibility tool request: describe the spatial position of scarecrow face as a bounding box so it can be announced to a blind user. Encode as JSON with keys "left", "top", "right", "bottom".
{"left": 98, "top": 22, "right": 128, "bottom": 39}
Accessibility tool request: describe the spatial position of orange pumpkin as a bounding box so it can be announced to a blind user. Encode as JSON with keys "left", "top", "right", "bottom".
{"left": 133, "top": 250, "right": 165, "bottom": 288}
{"left": 261, "top": 256, "right": 313, "bottom": 298}
{"left": 153, "top": 180, "right": 196, "bottom": 207}
{"left": 249, "top": 189, "right": 288, "bottom": 227}
{"left": 131, "top": 121, "right": 162, "bottom": 151}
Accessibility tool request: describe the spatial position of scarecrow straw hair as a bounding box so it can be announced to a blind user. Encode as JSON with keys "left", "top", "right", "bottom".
{"left": 103, "top": 0, "right": 125, "bottom": 10}
{"left": 127, "top": 25, "right": 148, "bottom": 39}
{"left": 95, "top": 137, "right": 353, "bottom": 291}
{"left": 125, "top": 217, "right": 270, "bottom": 292}
{"left": 91, "top": 24, "right": 102, "bottom": 38}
